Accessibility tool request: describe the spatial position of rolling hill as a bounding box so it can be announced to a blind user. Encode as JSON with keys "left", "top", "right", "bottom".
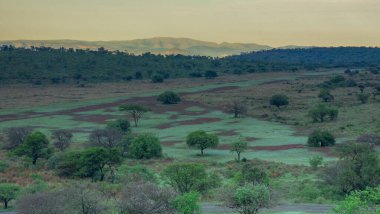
{"left": 0, "top": 37, "right": 272, "bottom": 57}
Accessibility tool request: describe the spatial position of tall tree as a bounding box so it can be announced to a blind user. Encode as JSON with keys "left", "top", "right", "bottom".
{"left": 119, "top": 104, "right": 150, "bottom": 127}
{"left": 186, "top": 130, "right": 219, "bottom": 156}
{"left": 15, "top": 131, "right": 50, "bottom": 165}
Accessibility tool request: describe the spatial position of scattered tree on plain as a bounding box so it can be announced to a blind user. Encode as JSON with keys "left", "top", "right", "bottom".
{"left": 318, "top": 88, "right": 334, "bottom": 102}
{"left": 119, "top": 104, "right": 150, "bottom": 127}
{"left": 15, "top": 131, "right": 51, "bottom": 165}
{"left": 129, "top": 133, "right": 162, "bottom": 159}
{"left": 230, "top": 139, "right": 248, "bottom": 162}
{"left": 308, "top": 104, "right": 338, "bottom": 122}
{"left": 186, "top": 130, "right": 219, "bottom": 156}
{"left": 226, "top": 100, "right": 247, "bottom": 118}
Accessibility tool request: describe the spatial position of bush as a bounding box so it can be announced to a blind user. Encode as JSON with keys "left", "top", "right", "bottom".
{"left": 270, "top": 94, "right": 289, "bottom": 108}
{"left": 309, "top": 155, "right": 323, "bottom": 169}
{"left": 151, "top": 74, "right": 164, "bottom": 83}
{"left": 157, "top": 91, "right": 181, "bottom": 104}
{"left": 308, "top": 104, "right": 338, "bottom": 122}
{"left": 318, "top": 88, "right": 334, "bottom": 102}
{"left": 0, "top": 161, "right": 8, "bottom": 173}
{"left": 189, "top": 72, "right": 203, "bottom": 78}
{"left": 129, "top": 133, "right": 162, "bottom": 159}
{"left": 307, "top": 130, "right": 335, "bottom": 147}
{"left": 333, "top": 186, "right": 380, "bottom": 213}
{"left": 172, "top": 191, "right": 200, "bottom": 214}
{"left": 204, "top": 70, "right": 218, "bottom": 79}
{"left": 107, "top": 119, "right": 131, "bottom": 132}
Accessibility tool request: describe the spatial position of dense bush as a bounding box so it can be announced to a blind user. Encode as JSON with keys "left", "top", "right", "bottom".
{"left": 318, "top": 88, "right": 334, "bottom": 102}
{"left": 204, "top": 70, "right": 218, "bottom": 79}
{"left": 129, "top": 133, "right": 162, "bottom": 159}
{"left": 307, "top": 130, "right": 335, "bottom": 147}
{"left": 157, "top": 91, "right": 181, "bottom": 104}
{"left": 14, "top": 131, "right": 51, "bottom": 165}
{"left": 151, "top": 74, "right": 164, "bottom": 83}
{"left": 107, "top": 119, "right": 131, "bottom": 133}
{"left": 357, "top": 93, "right": 370, "bottom": 104}
{"left": 172, "top": 191, "right": 201, "bottom": 214}
{"left": 270, "top": 94, "right": 289, "bottom": 108}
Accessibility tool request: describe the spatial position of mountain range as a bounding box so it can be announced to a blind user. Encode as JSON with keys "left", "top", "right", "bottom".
{"left": 0, "top": 37, "right": 274, "bottom": 57}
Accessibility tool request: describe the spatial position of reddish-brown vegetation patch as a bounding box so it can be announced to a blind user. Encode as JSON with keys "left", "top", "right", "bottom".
{"left": 161, "top": 140, "right": 182, "bottom": 146}
{"left": 216, "top": 130, "right": 239, "bottom": 136}
{"left": 245, "top": 137, "right": 258, "bottom": 142}
{"left": 156, "top": 117, "right": 221, "bottom": 129}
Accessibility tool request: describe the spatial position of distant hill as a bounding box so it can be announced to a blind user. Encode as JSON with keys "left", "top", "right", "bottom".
{"left": 0, "top": 37, "right": 272, "bottom": 57}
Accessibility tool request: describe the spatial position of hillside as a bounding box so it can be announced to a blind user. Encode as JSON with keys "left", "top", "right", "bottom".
{"left": 0, "top": 37, "right": 272, "bottom": 57}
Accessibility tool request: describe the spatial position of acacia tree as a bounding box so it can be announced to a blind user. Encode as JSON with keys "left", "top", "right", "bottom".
{"left": 186, "top": 130, "right": 219, "bottom": 156}
{"left": 15, "top": 131, "right": 50, "bottom": 165}
{"left": 230, "top": 139, "right": 248, "bottom": 162}
{"left": 52, "top": 130, "right": 73, "bottom": 151}
{"left": 88, "top": 128, "right": 123, "bottom": 149}
{"left": 226, "top": 100, "right": 247, "bottom": 118}
{"left": 0, "top": 183, "right": 20, "bottom": 209}
{"left": 119, "top": 104, "right": 150, "bottom": 127}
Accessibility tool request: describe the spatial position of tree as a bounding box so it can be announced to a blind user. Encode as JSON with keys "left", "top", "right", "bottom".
{"left": 6, "top": 127, "right": 33, "bottom": 150}
{"left": 119, "top": 104, "right": 150, "bottom": 127}
{"left": 308, "top": 104, "right": 338, "bottom": 122}
{"left": 226, "top": 184, "right": 271, "bottom": 214}
{"left": 0, "top": 183, "right": 20, "bottom": 209}
{"left": 107, "top": 119, "right": 131, "bottom": 132}
{"left": 269, "top": 94, "right": 289, "bottom": 109}
{"left": 88, "top": 128, "right": 123, "bottom": 149}
{"left": 318, "top": 88, "right": 334, "bottom": 102}
{"left": 323, "top": 143, "right": 380, "bottom": 194}
{"left": 157, "top": 91, "right": 181, "bottom": 104}
{"left": 204, "top": 70, "right": 218, "bottom": 79}
{"left": 357, "top": 93, "right": 370, "bottom": 104}
{"left": 129, "top": 133, "right": 162, "bottom": 159}
{"left": 358, "top": 84, "right": 366, "bottom": 93}
{"left": 333, "top": 186, "right": 380, "bottom": 214}
{"left": 186, "top": 130, "right": 219, "bottom": 156}
{"left": 52, "top": 129, "right": 73, "bottom": 151}
{"left": 241, "top": 164, "right": 269, "bottom": 185}
{"left": 151, "top": 74, "right": 164, "bottom": 83}
{"left": 226, "top": 100, "right": 247, "bottom": 118}
{"left": 231, "top": 139, "right": 248, "bottom": 162}
{"left": 163, "top": 163, "right": 207, "bottom": 194}
{"left": 118, "top": 182, "right": 177, "bottom": 214}
{"left": 307, "top": 130, "right": 335, "bottom": 147}
{"left": 57, "top": 148, "right": 123, "bottom": 181}
{"left": 15, "top": 131, "right": 50, "bottom": 165}
{"left": 172, "top": 191, "right": 201, "bottom": 214}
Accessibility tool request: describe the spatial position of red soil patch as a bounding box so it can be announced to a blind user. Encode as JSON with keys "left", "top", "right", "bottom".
{"left": 72, "top": 114, "right": 113, "bottom": 124}
{"left": 252, "top": 144, "right": 305, "bottom": 151}
{"left": 245, "top": 137, "right": 258, "bottom": 142}
{"left": 169, "top": 114, "right": 179, "bottom": 119}
{"left": 218, "top": 144, "right": 232, "bottom": 150}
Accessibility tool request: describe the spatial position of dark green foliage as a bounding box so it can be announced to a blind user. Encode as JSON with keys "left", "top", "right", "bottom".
{"left": 270, "top": 94, "right": 289, "bottom": 108}
{"left": 324, "top": 143, "right": 380, "bottom": 194}
{"left": 107, "top": 119, "right": 131, "bottom": 132}
{"left": 15, "top": 131, "right": 51, "bottom": 165}
{"left": 129, "top": 133, "right": 162, "bottom": 159}
{"left": 157, "top": 91, "right": 181, "bottom": 104}
{"left": 172, "top": 191, "right": 200, "bottom": 214}
{"left": 119, "top": 104, "right": 150, "bottom": 127}
{"left": 57, "top": 148, "right": 123, "bottom": 181}
{"left": 0, "top": 183, "right": 20, "bottom": 209}
{"left": 334, "top": 186, "right": 380, "bottom": 213}
{"left": 204, "top": 70, "right": 218, "bottom": 79}
{"left": 151, "top": 74, "right": 164, "bottom": 83}
{"left": 163, "top": 163, "right": 208, "bottom": 193}
{"left": 307, "top": 130, "right": 335, "bottom": 147}
{"left": 308, "top": 104, "right": 338, "bottom": 122}
{"left": 357, "top": 93, "right": 370, "bottom": 104}
{"left": 358, "top": 84, "right": 366, "bottom": 93}
{"left": 226, "top": 184, "right": 271, "bottom": 214}
{"left": 189, "top": 72, "right": 203, "bottom": 78}
{"left": 241, "top": 164, "right": 269, "bottom": 185}
{"left": 318, "top": 88, "right": 334, "bottom": 102}
{"left": 186, "top": 130, "right": 219, "bottom": 155}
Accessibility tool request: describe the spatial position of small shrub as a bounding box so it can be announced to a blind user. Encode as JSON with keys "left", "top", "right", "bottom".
{"left": 172, "top": 191, "right": 201, "bottom": 214}
{"left": 357, "top": 93, "right": 370, "bottom": 104}
{"left": 129, "top": 133, "right": 162, "bottom": 159}
{"left": 309, "top": 155, "right": 323, "bottom": 169}
{"left": 204, "top": 70, "right": 218, "bottom": 79}
{"left": 270, "top": 94, "right": 289, "bottom": 108}
{"left": 151, "top": 74, "right": 164, "bottom": 83}
{"left": 107, "top": 119, "right": 131, "bottom": 132}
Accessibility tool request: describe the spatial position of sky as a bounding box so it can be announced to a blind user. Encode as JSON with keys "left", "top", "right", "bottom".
{"left": 0, "top": 0, "right": 379, "bottom": 47}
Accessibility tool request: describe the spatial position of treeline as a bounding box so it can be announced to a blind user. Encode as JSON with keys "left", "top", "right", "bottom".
{"left": 0, "top": 45, "right": 379, "bottom": 84}
{"left": 232, "top": 47, "right": 380, "bottom": 68}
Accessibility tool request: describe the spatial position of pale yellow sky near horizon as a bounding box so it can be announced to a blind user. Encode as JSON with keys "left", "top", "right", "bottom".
{"left": 0, "top": 0, "right": 379, "bottom": 47}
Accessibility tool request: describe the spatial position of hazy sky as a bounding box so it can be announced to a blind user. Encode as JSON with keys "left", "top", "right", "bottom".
{"left": 1, "top": 0, "right": 379, "bottom": 47}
